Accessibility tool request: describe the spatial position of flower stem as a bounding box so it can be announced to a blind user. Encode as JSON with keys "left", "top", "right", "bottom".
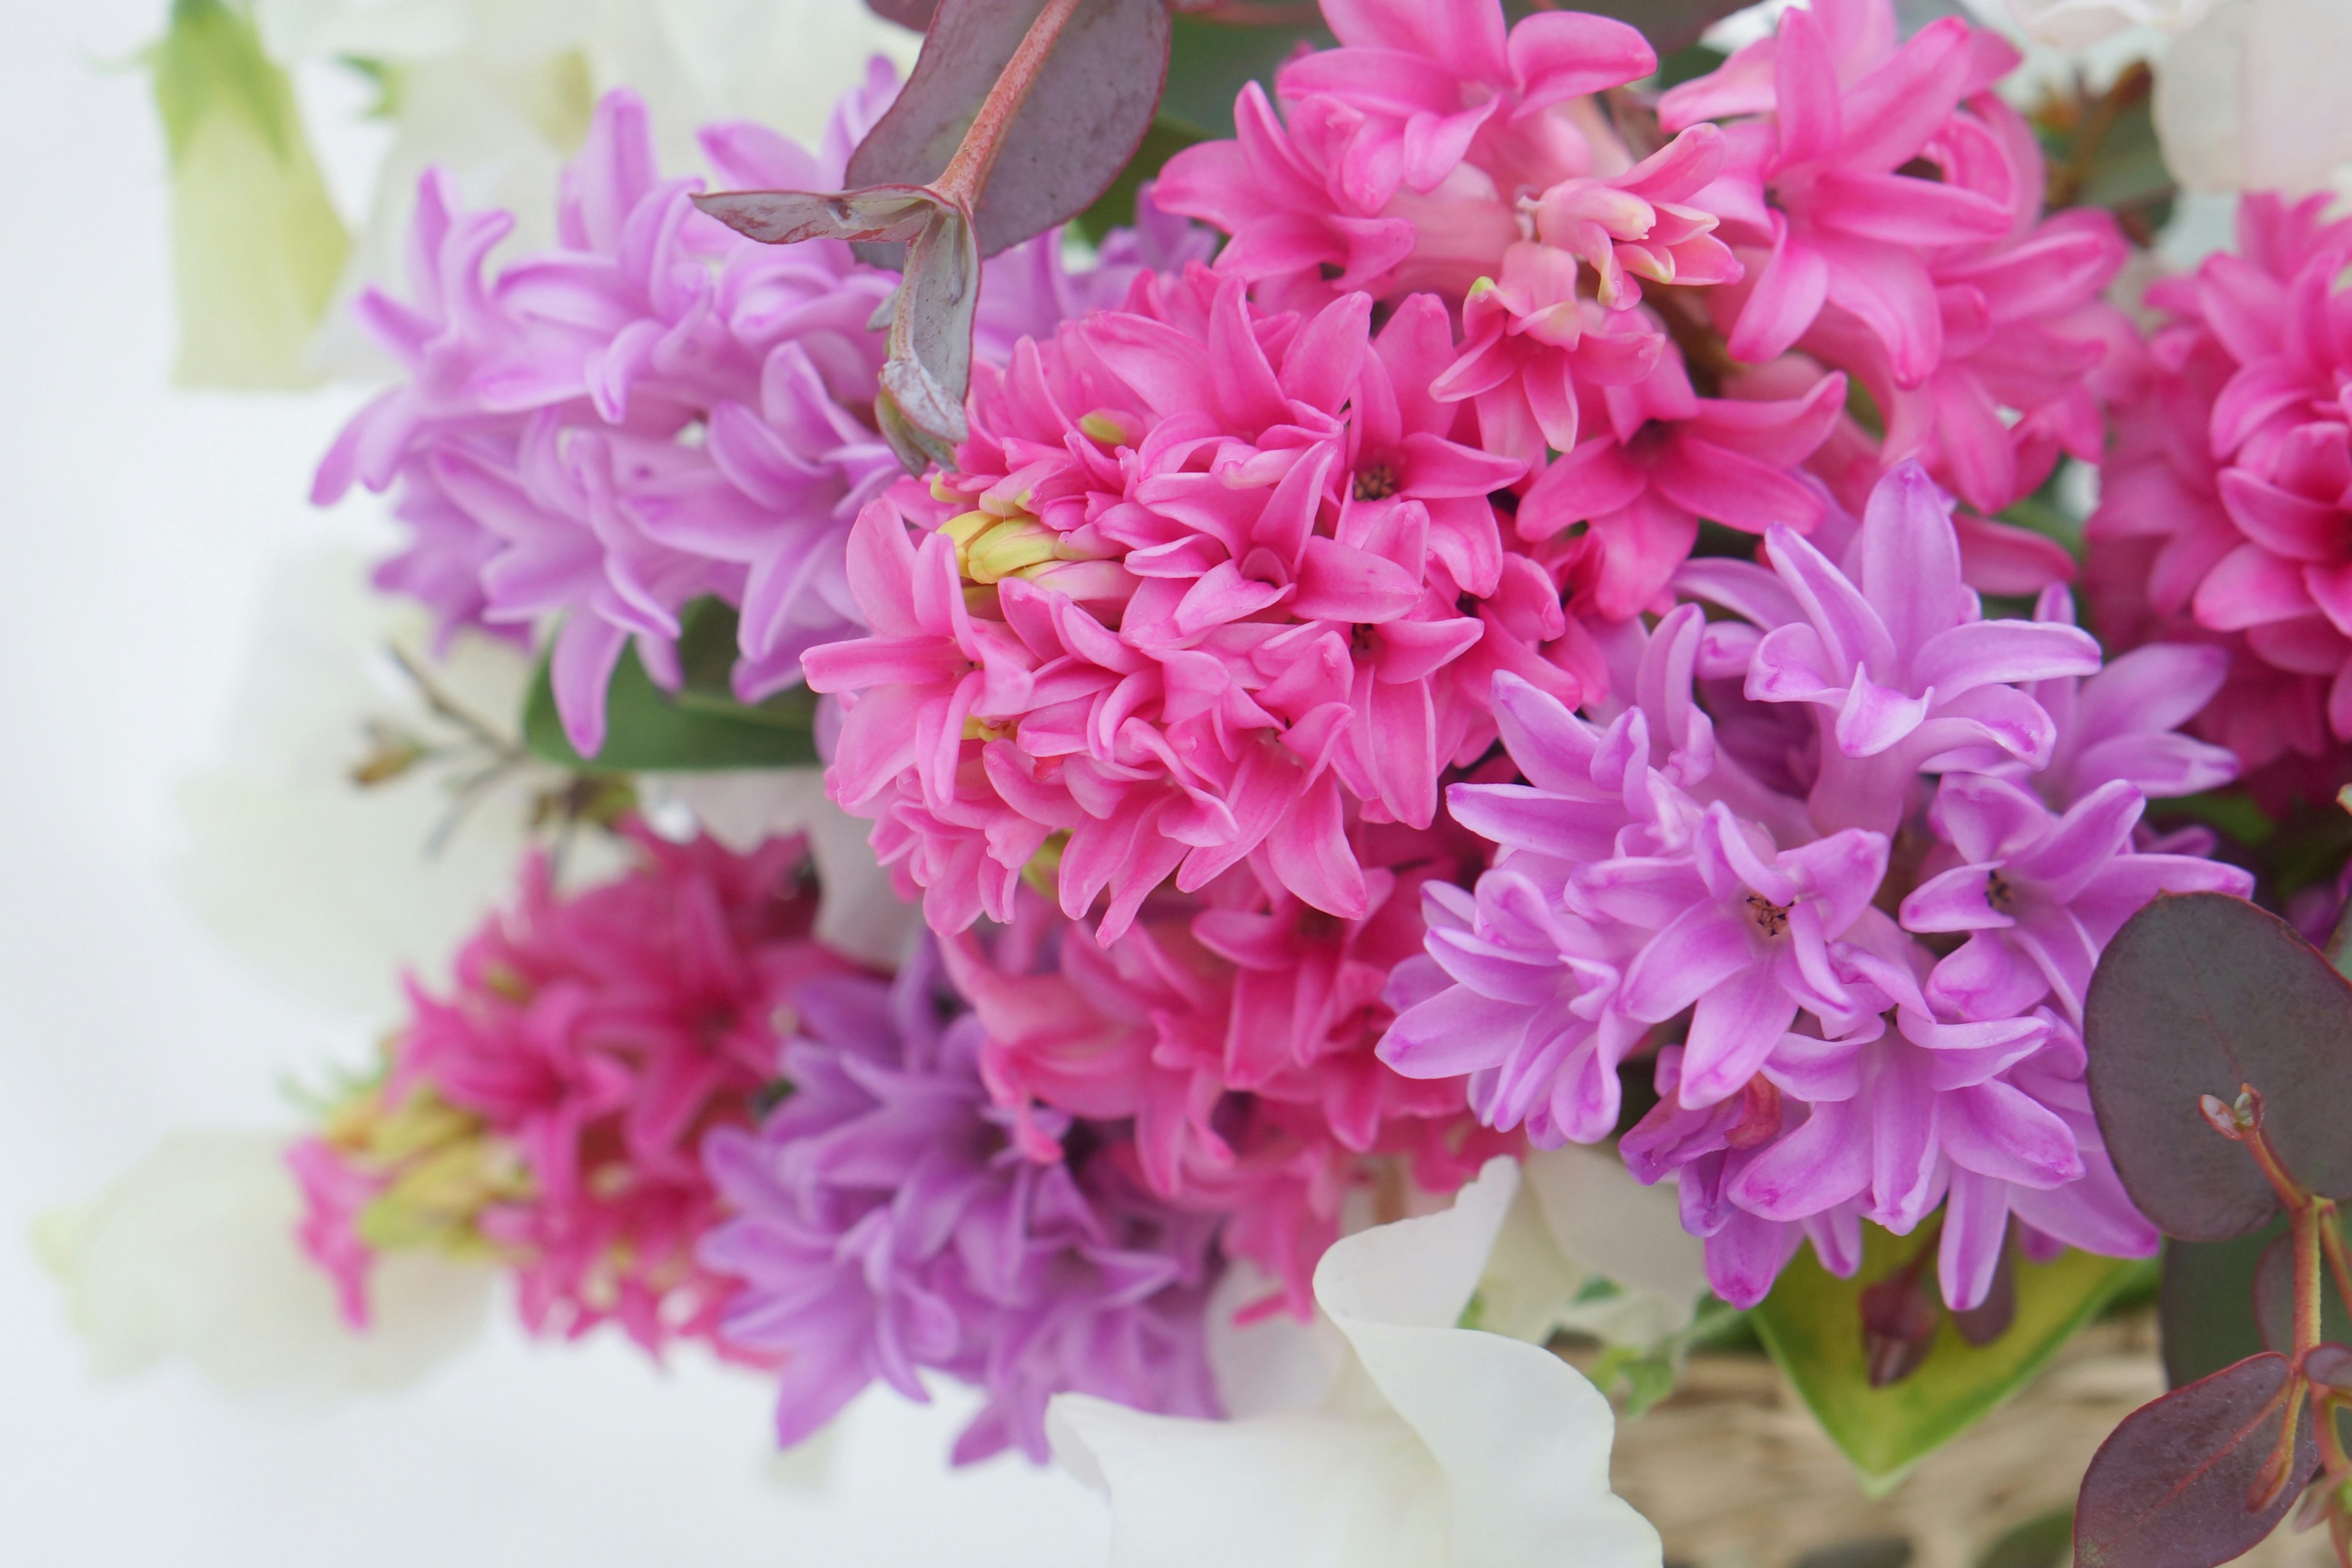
{"left": 933, "top": 0, "right": 1091, "bottom": 210}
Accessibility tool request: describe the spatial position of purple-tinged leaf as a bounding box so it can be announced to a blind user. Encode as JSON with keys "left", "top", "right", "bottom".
{"left": 694, "top": 182, "right": 981, "bottom": 469}
{"left": 1861, "top": 1269, "right": 1940, "bottom": 1389}
{"left": 2084, "top": 892, "right": 2352, "bottom": 1241}
{"left": 2075, "top": 1352, "right": 2317, "bottom": 1568}
{"left": 2305, "top": 1343, "right": 2352, "bottom": 1394}
{"left": 867, "top": 0, "right": 938, "bottom": 28}
{"left": 1953, "top": 1240, "right": 2019, "bottom": 1348}
{"left": 690, "top": 185, "right": 938, "bottom": 246}
{"left": 848, "top": 0, "right": 1170, "bottom": 258}
{"left": 875, "top": 203, "right": 984, "bottom": 468}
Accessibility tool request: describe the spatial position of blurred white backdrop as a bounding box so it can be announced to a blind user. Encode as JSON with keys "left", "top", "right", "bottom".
{"left": 0, "top": 3, "right": 1109, "bottom": 1562}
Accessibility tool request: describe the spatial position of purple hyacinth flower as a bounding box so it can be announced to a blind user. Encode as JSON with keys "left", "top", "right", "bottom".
{"left": 1901, "top": 773, "right": 2255, "bottom": 1023}
{"left": 1689, "top": 461, "right": 2103, "bottom": 834}
{"left": 698, "top": 943, "right": 1221, "bottom": 1464}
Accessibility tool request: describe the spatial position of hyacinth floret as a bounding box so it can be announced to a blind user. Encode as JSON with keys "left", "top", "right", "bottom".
{"left": 697, "top": 941, "right": 1221, "bottom": 1464}
{"left": 805, "top": 265, "right": 1582, "bottom": 941}
{"left": 1383, "top": 463, "right": 2253, "bottom": 1310}
{"left": 314, "top": 67, "right": 1210, "bottom": 758}
{"left": 293, "top": 825, "right": 851, "bottom": 1356}
{"left": 2089, "top": 191, "right": 2352, "bottom": 793}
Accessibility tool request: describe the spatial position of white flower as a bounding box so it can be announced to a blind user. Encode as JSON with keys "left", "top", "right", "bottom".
{"left": 1474, "top": 1147, "right": 1709, "bottom": 1352}
{"left": 636, "top": 770, "right": 922, "bottom": 970}
{"left": 1992, "top": 0, "right": 2217, "bottom": 48}
{"left": 35, "top": 1131, "right": 491, "bottom": 1400}
{"left": 150, "top": 0, "right": 352, "bottom": 388}
{"left": 2152, "top": 0, "right": 2352, "bottom": 194}
{"left": 173, "top": 549, "right": 618, "bottom": 1017}
{"left": 1048, "top": 1159, "right": 1665, "bottom": 1568}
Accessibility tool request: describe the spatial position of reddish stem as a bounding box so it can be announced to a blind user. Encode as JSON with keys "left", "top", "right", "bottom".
{"left": 933, "top": 0, "right": 1091, "bottom": 209}
{"left": 2324, "top": 1208, "right": 2352, "bottom": 1318}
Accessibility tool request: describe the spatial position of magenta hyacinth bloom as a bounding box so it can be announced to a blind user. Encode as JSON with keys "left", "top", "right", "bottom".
{"left": 941, "top": 842, "right": 1515, "bottom": 1319}
{"left": 804, "top": 268, "right": 1580, "bottom": 939}
{"left": 2088, "top": 192, "right": 2352, "bottom": 790}
{"left": 1155, "top": 0, "right": 1657, "bottom": 315}
{"left": 698, "top": 944, "right": 1223, "bottom": 1464}
{"left": 292, "top": 825, "right": 856, "bottom": 1354}
{"left": 1657, "top": 0, "right": 2018, "bottom": 385}
{"left": 1513, "top": 345, "right": 1849, "bottom": 621}
{"left": 1385, "top": 464, "right": 2249, "bottom": 1309}
{"left": 315, "top": 70, "right": 1207, "bottom": 758}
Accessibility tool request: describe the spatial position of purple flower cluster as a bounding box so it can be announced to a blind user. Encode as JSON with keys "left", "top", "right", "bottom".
{"left": 1381, "top": 463, "right": 2252, "bottom": 1310}
{"left": 698, "top": 943, "right": 1223, "bottom": 1464}
{"left": 314, "top": 67, "right": 1208, "bottom": 757}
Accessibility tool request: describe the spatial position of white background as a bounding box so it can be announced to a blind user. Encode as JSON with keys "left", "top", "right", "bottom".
{"left": 0, "top": 3, "right": 1110, "bottom": 1562}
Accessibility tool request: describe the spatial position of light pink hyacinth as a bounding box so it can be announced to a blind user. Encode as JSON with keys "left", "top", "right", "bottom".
{"left": 1383, "top": 464, "right": 2250, "bottom": 1310}
{"left": 804, "top": 267, "right": 1588, "bottom": 939}
{"left": 2087, "top": 192, "right": 2352, "bottom": 794}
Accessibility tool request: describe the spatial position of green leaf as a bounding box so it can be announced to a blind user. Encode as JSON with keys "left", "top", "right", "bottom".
{"left": 522, "top": 601, "right": 821, "bottom": 772}
{"left": 1751, "top": 1224, "right": 2142, "bottom": 1488}
{"left": 1074, "top": 118, "right": 1204, "bottom": 241}
{"left": 2160, "top": 1218, "right": 2352, "bottom": 1387}
{"left": 1157, "top": 13, "right": 1332, "bottom": 140}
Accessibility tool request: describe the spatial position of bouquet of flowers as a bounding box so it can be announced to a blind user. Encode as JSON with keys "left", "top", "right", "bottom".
{"left": 51, "top": 0, "right": 2352, "bottom": 1563}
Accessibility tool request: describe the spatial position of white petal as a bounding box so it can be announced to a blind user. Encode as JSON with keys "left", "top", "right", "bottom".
{"left": 37, "top": 1131, "right": 491, "bottom": 1401}
{"left": 1051, "top": 1161, "right": 1663, "bottom": 1568}
{"left": 2152, "top": 0, "right": 2254, "bottom": 193}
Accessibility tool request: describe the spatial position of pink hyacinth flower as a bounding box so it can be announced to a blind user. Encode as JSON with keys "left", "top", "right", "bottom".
{"left": 1659, "top": 0, "right": 2019, "bottom": 385}
{"left": 1515, "top": 348, "right": 1849, "bottom": 621}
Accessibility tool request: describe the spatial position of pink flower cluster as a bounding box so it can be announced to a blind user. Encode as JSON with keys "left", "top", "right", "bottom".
{"left": 1156, "top": 0, "right": 2122, "bottom": 614}
{"left": 1382, "top": 465, "right": 2248, "bottom": 1309}
{"left": 295, "top": 826, "right": 853, "bottom": 1356}
{"left": 315, "top": 70, "right": 1207, "bottom": 758}
{"left": 940, "top": 825, "right": 1515, "bottom": 1319}
{"left": 808, "top": 267, "right": 1566, "bottom": 938}
{"left": 2089, "top": 194, "right": 2352, "bottom": 796}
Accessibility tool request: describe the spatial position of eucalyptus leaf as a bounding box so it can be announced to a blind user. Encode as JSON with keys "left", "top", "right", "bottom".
{"left": 1750, "top": 1224, "right": 2141, "bottom": 1487}
{"left": 2073, "top": 1352, "right": 2315, "bottom": 1568}
{"left": 2084, "top": 892, "right": 2352, "bottom": 1241}
{"left": 847, "top": 0, "right": 1170, "bottom": 257}
{"left": 522, "top": 603, "right": 820, "bottom": 772}
{"left": 693, "top": 183, "right": 980, "bottom": 466}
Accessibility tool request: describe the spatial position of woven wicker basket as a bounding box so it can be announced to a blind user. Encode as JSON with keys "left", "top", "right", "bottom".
{"left": 1599, "top": 1318, "right": 2333, "bottom": 1568}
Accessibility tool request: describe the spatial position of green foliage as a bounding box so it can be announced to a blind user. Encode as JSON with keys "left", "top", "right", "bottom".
{"left": 1751, "top": 1224, "right": 2141, "bottom": 1488}
{"left": 1975, "top": 1508, "right": 2075, "bottom": 1568}
{"left": 522, "top": 601, "right": 821, "bottom": 772}
{"left": 2159, "top": 1219, "right": 2352, "bottom": 1387}
{"left": 1157, "top": 12, "right": 1333, "bottom": 139}
{"left": 1075, "top": 118, "right": 1204, "bottom": 241}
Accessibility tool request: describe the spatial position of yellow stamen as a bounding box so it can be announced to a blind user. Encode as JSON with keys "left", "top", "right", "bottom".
{"left": 967, "top": 518, "right": 1060, "bottom": 584}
